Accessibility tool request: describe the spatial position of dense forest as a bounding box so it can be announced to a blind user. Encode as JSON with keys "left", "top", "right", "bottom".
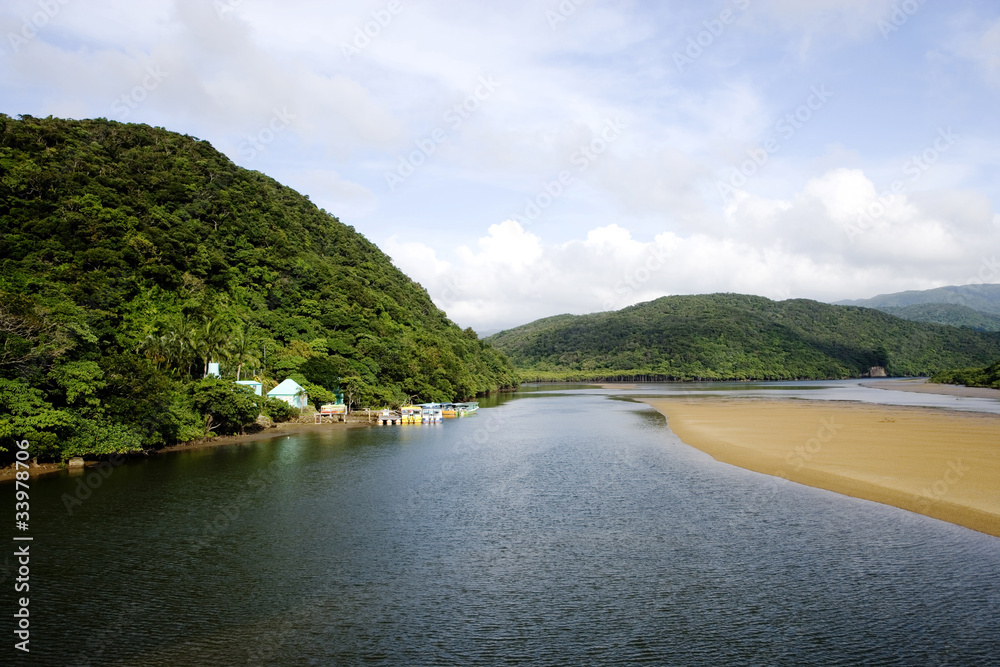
{"left": 876, "top": 303, "right": 1000, "bottom": 332}
{"left": 488, "top": 294, "right": 1000, "bottom": 381}
{"left": 930, "top": 360, "right": 1000, "bottom": 389}
{"left": 0, "top": 115, "right": 517, "bottom": 461}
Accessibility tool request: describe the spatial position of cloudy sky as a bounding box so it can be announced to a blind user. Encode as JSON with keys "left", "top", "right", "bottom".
{"left": 3, "top": 0, "right": 999, "bottom": 332}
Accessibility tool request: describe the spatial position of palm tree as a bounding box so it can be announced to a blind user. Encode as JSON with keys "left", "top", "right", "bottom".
{"left": 229, "top": 320, "right": 260, "bottom": 381}
{"left": 186, "top": 316, "right": 232, "bottom": 378}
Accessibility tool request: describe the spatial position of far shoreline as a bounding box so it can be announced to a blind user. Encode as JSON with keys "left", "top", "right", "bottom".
{"left": 860, "top": 377, "right": 1000, "bottom": 400}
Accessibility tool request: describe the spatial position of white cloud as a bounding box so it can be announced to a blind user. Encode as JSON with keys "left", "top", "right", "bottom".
{"left": 2, "top": 0, "right": 998, "bottom": 332}
{"left": 388, "top": 169, "right": 1000, "bottom": 332}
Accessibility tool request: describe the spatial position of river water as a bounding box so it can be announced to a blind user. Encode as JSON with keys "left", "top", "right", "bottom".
{"left": 15, "top": 381, "right": 1000, "bottom": 665}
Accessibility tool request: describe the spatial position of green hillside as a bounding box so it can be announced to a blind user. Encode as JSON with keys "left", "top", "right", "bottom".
{"left": 877, "top": 303, "right": 1000, "bottom": 331}
{"left": 0, "top": 114, "right": 516, "bottom": 460}
{"left": 837, "top": 283, "right": 1000, "bottom": 315}
{"left": 487, "top": 293, "right": 1000, "bottom": 381}
{"left": 930, "top": 360, "right": 1000, "bottom": 389}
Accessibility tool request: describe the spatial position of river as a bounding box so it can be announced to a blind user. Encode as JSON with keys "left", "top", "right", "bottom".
{"left": 15, "top": 381, "right": 1000, "bottom": 665}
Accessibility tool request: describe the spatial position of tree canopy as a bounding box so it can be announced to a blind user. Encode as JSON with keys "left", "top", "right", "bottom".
{"left": 930, "top": 360, "right": 1000, "bottom": 389}
{"left": 487, "top": 293, "right": 1000, "bottom": 381}
{"left": 0, "top": 114, "right": 517, "bottom": 460}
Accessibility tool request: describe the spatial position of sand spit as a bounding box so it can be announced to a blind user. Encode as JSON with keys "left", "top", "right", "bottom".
{"left": 644, "top": 398, "right": 1000, "bottom": 538}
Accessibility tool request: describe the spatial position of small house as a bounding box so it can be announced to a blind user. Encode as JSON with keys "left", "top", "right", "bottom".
{"left": 235, "top": 380, "right": 262, "bottom": 396}
{"left": 268, "top": 378, "right": 308, "bottom": 409}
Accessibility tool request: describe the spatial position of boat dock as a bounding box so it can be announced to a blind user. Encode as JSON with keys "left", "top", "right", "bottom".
{"left": 374, "top": 402, "right": 479, "bottom": 425}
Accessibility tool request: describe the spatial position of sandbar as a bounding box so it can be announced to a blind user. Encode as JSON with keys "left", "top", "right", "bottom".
{"left": 643, "top": 398, "right": 1000, "bottom": 538}
{"left": 861, "top": 378, "right": 1000, "bottom": 400}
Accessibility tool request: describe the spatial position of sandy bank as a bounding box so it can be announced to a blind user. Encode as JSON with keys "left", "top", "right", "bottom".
{"left": 861, "top": 378, "right": 1000, "bottom": 400}
{"left": 643, "top": 398, "right": 1000, "bottom": 538}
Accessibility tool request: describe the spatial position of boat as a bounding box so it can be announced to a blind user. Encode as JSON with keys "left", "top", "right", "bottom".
{"left": 455, "top": 402, "right": 479, "bottom": 416}
{"left": 420, "top": 403, "right": 443, "bottom": 422}
{"left": 441, "top": 403, "right": 458, "bottom": 419}
{"left": 400, "top": 405, "right": 422, "bottom": 424}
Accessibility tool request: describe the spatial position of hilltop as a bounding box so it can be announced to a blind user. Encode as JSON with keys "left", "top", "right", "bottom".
{"left": 875, "top": 303, "right": 1000, "bottom": 332}
{"left": 0, "top": 115, "right": 516, "bottom": 459}
{"left": 837, "top": 283, "right": 1000, "bottom": 312}
{"left": 487, "top": 293, "right": 1000, "bottom": 381}
{"left": 834, "top": 285, "right": 1000, "bottom": 331}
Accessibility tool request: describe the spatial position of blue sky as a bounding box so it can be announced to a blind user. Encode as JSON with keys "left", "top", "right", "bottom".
{"left": 2, "top": 0, "right": 999, "bottom": 331}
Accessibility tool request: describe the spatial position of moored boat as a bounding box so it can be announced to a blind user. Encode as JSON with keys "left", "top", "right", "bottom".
{"left": 455, "top": 401, "right": 479, "bottom": 416}
{"left": 420, "top": 403, "right": 443, "bottom": 422}
{"left": 400, "top": 405, "right": 422, "bottom": 424}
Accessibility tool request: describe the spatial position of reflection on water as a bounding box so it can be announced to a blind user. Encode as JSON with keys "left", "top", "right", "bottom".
{"left": 22, "top": 382, "right": 1000, "bottom": 665}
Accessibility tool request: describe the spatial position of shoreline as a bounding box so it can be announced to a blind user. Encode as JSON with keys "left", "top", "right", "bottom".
{"left": 642, "top": 397, "right": 1000, "bottom": 538}
{"left": 860, "top": 378, "right": 1000, "bottom": 400}
{"left": 0, "top": 418, "right": 372, "bottom": 483}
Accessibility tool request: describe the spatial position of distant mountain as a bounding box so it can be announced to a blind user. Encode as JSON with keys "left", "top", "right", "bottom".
{"left": 836, "top": 284, "right": 1000, "bottom": 315}
{"left": 877, "top": 303, "right": 1000, "bottom": 332}
{"left": 486, "top": 293, "right": 1000, "bottom": 381}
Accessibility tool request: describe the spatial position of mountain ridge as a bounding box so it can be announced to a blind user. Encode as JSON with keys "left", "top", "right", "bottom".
{"left": 835, "top": 283, "right": 1000, "bottom": 315}
{"left": 487, "top": 293, "right": 1000, "bottom": 381}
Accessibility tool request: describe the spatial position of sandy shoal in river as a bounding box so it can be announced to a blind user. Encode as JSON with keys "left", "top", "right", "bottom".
{"left": 860, "top": 378, "right": 1000, "bottom": 399}
{"left": 642, "top": 398, "right": 1000, "bottom": 538}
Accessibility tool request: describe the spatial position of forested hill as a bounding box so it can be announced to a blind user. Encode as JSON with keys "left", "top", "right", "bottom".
{"left": 836, "top": 283, "right": 1000, "bottom": 314}
{"left": 876, "top": 303, "right": 1000, "bottom": 332}
{"left": 486, "top": 293, "right": 1000, "bottom": 381}
{"left": 0, "top": 114, "right": 516, "bottom": 459}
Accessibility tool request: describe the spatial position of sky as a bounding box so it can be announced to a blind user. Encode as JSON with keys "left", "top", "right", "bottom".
{"left": 2, "top": 0, "right": 1000, "bottom": 333}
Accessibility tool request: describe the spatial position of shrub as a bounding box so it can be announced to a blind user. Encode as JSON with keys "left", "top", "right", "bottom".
{"left": 262, "top": 397, "right": 296, "bottom": 423}
{"left": 190, "top": 379, "right": 260, "bottom": 435}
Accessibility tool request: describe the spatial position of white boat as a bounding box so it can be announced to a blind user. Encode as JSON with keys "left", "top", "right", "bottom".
{"left": 420, "top": 404, "right": 443, "bottom": 422}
